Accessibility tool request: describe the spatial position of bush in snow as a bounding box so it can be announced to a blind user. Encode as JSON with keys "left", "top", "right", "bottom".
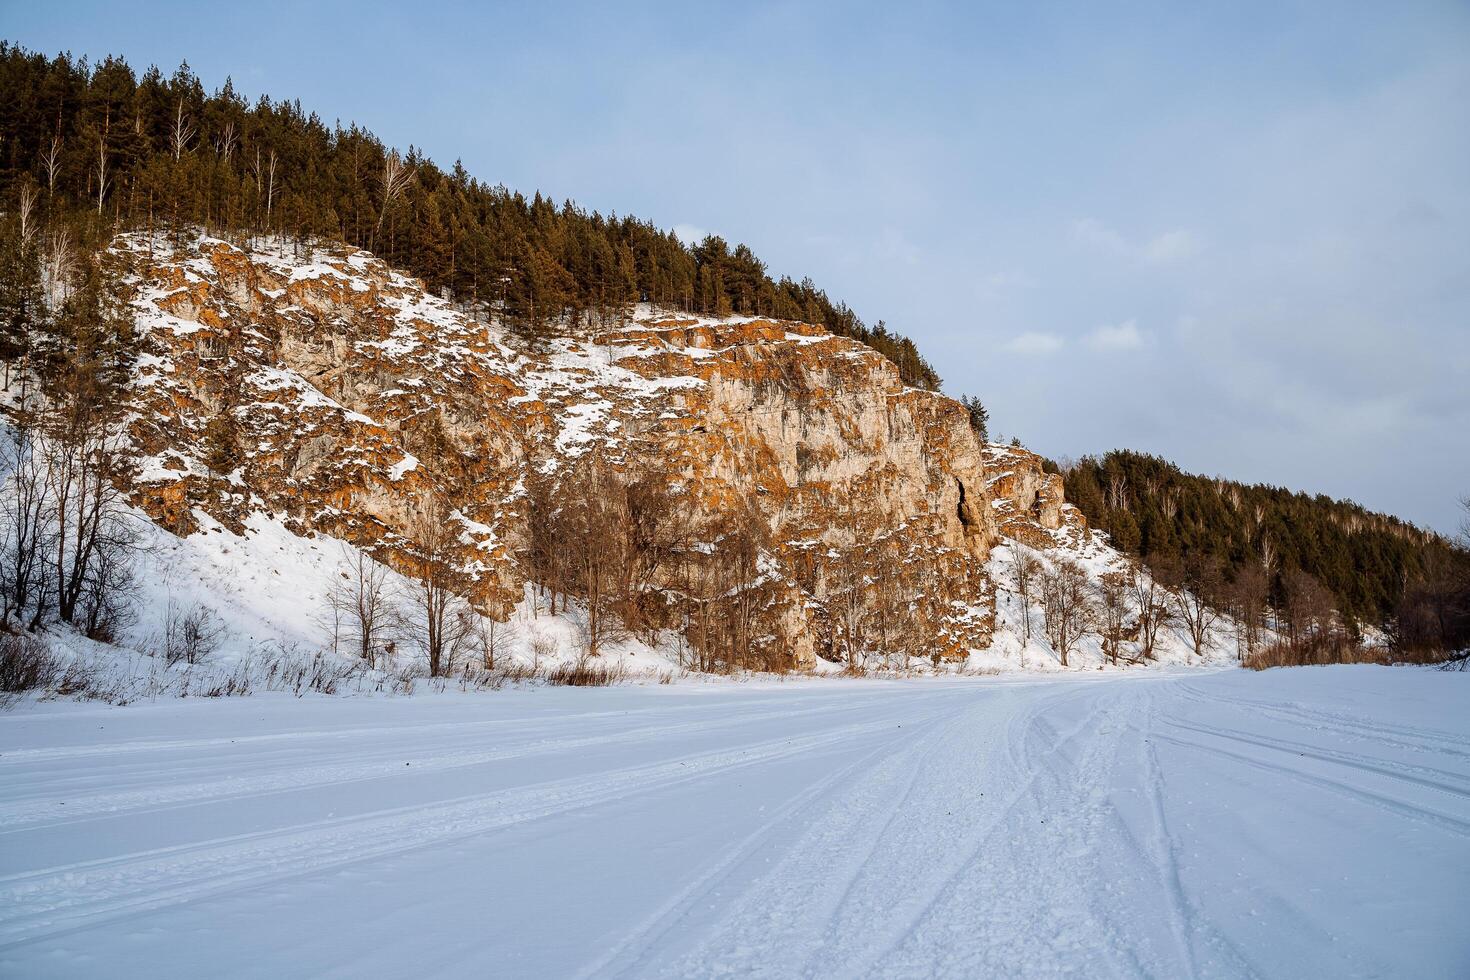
{"left": 0, "top": 630, "right": 59, "bottom": 693}
{"left": 156, "top": 600, "right": 227, "bottom": 666}
{"left": 546, "top": 656, "right": 628, "bottom": 687}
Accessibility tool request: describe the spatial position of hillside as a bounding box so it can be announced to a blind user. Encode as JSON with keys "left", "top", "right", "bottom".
{"left": 0, "top": 43, "right": 1460, "bottom": 689}
{"left": 0, "top": 225, "right": 1250, "bottom": 695}
{"left": 0, "top": 45, "right": 939, "bottom": 389}
{"left": 1062, "top": 451, "right": 1469, "bottom": 648}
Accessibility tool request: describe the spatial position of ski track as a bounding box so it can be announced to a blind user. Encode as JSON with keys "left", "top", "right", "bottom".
{"left": 2, "top": 668, "right": 1468, "bottom": 978}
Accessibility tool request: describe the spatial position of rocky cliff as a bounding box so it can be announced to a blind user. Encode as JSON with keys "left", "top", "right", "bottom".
{"left": 113, "top": 233, "right": 1084, "bottom": 668}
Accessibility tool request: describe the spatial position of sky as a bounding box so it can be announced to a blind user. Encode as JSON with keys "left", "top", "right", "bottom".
{"left": 4, "top": 0, "right": 1468, "bottom": 533}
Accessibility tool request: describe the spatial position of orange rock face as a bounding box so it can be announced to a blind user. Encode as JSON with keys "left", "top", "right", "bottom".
{"left": 112, "top": 234, "right": 1076, "bottom": 667}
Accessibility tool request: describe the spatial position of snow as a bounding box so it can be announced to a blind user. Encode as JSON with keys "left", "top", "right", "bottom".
{"left": 1, "top": 666, "right": 1466, "bottom": 978}
{"left": 982, "top": 540, "right": 1242, "bottom": 671}
{"left": 387, "top": 452, "right": 419, "bottom": 481}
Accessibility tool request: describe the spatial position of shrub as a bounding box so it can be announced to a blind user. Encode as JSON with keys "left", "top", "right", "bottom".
{"left": 157, "top": 601, "right": 228, "bottom": 665}
{"left": 546, "top": 657, "right": 628, "bottom": 687}
{"left": 0, "top": 631, "right": 59, "bottom": 692}
{"left": 1243, "top": 634, "right": 1455, "bottom": 670}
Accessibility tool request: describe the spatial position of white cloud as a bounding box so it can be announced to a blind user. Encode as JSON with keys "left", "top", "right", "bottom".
{"left": 1071, "top": 219, "right": 1202, "bottom": 265}
{"left": 672, "top": 223, "right": 708, "bottom": 246}
{"left": 976, "top": 269, "right": 1039, "bottom": 295}
{"left": 1070, "top": 218, "right": 1128, "bottom": 254}
{"left": 1143, "top": 229, "right": 1202, "bottom": 264}
{"left": 1085, "top": 319, "right": 1145, "bottom": 350}
{"left": 1004, "top": 331, "right": 1065, "bottom": 355}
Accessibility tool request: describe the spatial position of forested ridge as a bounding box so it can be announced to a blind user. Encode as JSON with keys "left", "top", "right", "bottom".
{"left": 1062, "top": 450, "right": 1469, "bottom": 648}
{"left": 3, "top": 42, "right": 1464, "bottom": 665}
{"left": 0, "top": 43, "right": 940, "bottom": 388}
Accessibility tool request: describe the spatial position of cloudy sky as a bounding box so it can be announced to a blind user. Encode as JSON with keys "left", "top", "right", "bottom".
{"left": 7, "top": 0, "right": 1468, "bottom": 532}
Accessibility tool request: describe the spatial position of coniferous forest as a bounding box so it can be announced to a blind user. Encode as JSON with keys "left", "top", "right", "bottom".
{"left": 0, "top": 45, "right": 940, "bottom": 388}
{"left": 1061, "top": 451, "right": 1469, "bottom": 650}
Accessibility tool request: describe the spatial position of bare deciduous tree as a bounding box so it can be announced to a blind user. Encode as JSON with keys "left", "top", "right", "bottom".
{"left": 325, "top": 547, "right": 400, "bottom": 667}
{"left": 41, "top": 227, "right": 76, "bottom": 308}
{"left": 1165, "top": 557, "right": 1224, "bottom": 657}
{"left": 1106, "top": 472, "right": 1128, "bottom": 511}
{"left": 376, "top": 150, "right": 413, "bottom": 237}
{"left": 95, "top": 132, "right": 109, "bottom": 216}
{"left": 158, "top": 599, "right": 227, "bottom": 666}
{"left": 214, "top": 120, "right": 238, "bottom": 162}
{"left": 1130, "top": 561, "right": 1172, "bottom": 661}
{"left": 1226, "top": 564, "right": 1270, "bottom": 661}
{"left": 40, "top": 134, "right": 63, "bottom": 196}
{"left": 556, "top": 453, "right": 631, "bottom": 656}
{"left": 1010, "top": 545, "right": 1042, "bottom": 645}
{"left": 16, "top": 181, "right": 39, "bottom": 249}
{"left": 1097, "top": 570, "right": 1132, "bottom": 666}
{"left": 0, "top": 423, "right": 54, "bottom": 628}
{"left": 1258, "top": 534, "right": 1277, "bottom": 577}
{"left": 1040, "top": 559, "right": 1095, "bottom": 667}
{"left": 1283, "top": 567, "right": 1336, "bottom": 646}
{"left": 43, "top": 426, "right": 135, "bottom": 627}
{"left": 827, "top": 498, "right": 870, "bottom": 669}
{"left": 616, "top": 475, "right": 694, "bottom": 639}
{"left": 470, "top": 612, "right": 518, "bottom": 671}
{"left": 169, "top": 98, "right": 196, "bottom": 161}
{"left": 265, "top": 149, "right": 278, "bottom": 225}
{"left": 406, "top": 492, "right": 474, "bottom": 676}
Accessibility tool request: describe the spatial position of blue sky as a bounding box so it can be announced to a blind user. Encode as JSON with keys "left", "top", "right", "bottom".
{"left": 4, "top": 0, "right": 1468, "bottom": 532}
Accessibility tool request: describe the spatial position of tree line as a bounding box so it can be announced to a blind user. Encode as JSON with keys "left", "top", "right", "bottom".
{"left": 1060, "top": 450, "right": 1470, "bottom": 658}
{"left": 0, "top": 43, "right": 940, "bottom": 388}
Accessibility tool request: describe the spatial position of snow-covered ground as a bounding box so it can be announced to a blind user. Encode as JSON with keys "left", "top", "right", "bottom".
{"left": 1, "top": 665, "right": 1465, "bottom": 978}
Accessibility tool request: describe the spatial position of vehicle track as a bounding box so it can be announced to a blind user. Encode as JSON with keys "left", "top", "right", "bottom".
{"left": 0, "top": 717, "right": 897, "bottom": 950}
{"left": 0, "top": 696, "right": 894, "bottom": 833}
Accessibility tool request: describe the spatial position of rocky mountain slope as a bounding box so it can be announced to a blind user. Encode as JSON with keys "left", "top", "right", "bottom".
{"left": 17, "top": 230, "right": 1227, "bottom": 676}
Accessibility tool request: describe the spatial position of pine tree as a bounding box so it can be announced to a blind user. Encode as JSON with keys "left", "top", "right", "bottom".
{"left": 959, "top": 395, "right": 989, "bottom": 443}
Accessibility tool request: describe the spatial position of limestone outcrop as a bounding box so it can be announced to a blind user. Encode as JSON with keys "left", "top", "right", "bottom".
{"left": 112, "top": 233, "right": 1080, "bottom": 667}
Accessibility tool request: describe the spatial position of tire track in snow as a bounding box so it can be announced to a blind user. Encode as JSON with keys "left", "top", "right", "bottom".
{"left": 650, "top": 683, "right": 1129, "bottom": 978}
{"left": 1147, "top": 731, "right": 1470, "bottom": 838}
{"left": 1172, "top": 683, "right": 1470, "bottom": 757}
{"left": 1157, "top": 715, "right": 1470, "bottom": 801}
{"left": 1136, "top": 694, "right": 1201, "bottom": 978}
{"left": 870, "top": 686, "right": 1146, "bottom": 978}
{"left": 0, "top": 688, "right": 904, "bottom": 768}
{"left": 0, "top": 697, "right": 892, "bottom": 833}
{"left": 626, "top": 690, "right": 992, "bottom": 978}
{"left": 0, "top": 717, "right": 897, "bottom": 950}
{"left": 577, "top": 695, "right": 973, "bottom": 980}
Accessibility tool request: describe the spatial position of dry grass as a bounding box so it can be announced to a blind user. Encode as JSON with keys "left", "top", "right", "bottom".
{"left": 546, "top": 657, "right": 630, "bottom": 687}
{"left": 1244, "top": 634, "right": 1458, "bottom": 671}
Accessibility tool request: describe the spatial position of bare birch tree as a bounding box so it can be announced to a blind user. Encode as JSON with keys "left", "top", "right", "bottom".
{"left": 40, "top": 134, "right": 63, "bottom": 196}
{"left": 376, "top": 150, "right": 413, "bottom": 237}
{"left": 95, "top": 132, "right": 108, "bottom": 216}
{"left": 214, "top": 120, "right": 238, "bottom": 162}
{"left": 169, "top": 98, "right": 196, "bottom": 161}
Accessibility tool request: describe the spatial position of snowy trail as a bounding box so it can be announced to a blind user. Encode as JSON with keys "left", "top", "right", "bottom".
{"left": 1, "top": 667, "right": 1466, "bottom": 978}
